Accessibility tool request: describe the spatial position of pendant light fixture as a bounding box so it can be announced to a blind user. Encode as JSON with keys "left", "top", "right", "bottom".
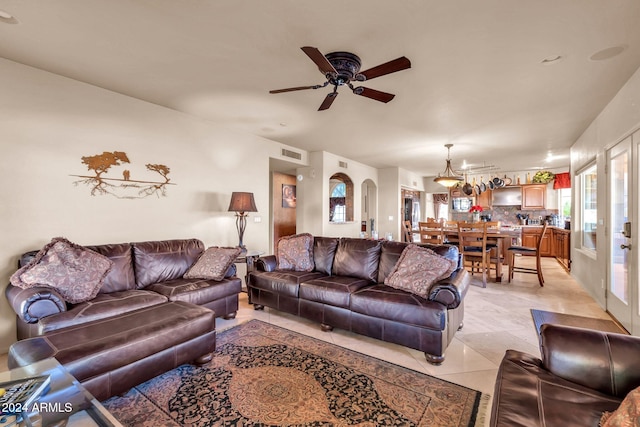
{"left": 434, "top": 144, "right": 464, "bottom": 187}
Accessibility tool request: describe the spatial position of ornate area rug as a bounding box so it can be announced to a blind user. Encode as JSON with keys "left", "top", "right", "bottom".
{"left": 103, "top": 320, "right": 488, "bottom": 426}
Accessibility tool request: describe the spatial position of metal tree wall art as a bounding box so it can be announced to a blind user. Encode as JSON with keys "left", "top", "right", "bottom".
{"left": 71, "top": 151, "right": 175, "bottom": 199}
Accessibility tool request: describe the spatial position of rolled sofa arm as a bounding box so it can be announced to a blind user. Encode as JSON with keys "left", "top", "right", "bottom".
{"left": 255, "top": 255, "right": 277, "bottom": 272}
{"left": 540, "top": 323, "right": 640, "bottom": 398}
{"left": 5, "top": 284, "right": 66, "bottom": 323}
{"left": 426, "top": 268, "right": 470, "bottom": 309}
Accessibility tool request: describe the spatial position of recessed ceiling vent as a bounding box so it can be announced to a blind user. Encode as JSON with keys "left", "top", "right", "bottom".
{"left": 281, "top": 149, "right": 302, "bottom": 160}
{"left": 339, "top": 161, "right": 348, "bottom": 169}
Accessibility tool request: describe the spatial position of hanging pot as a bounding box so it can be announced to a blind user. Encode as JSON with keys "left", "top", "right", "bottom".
{"left": 462, "top": 175, "right": 473, "bottom": 196}
{"left": 493, "top": 176, "right": 504, "bottom": 188}
{"left": 479, "top": 177, "right": 487, "bottom": 192}
{"left": 488, "top": 176, "right": 495, "bottom": 190}
{"left": 473, "top": 177, "right": 481, "bottom": 195}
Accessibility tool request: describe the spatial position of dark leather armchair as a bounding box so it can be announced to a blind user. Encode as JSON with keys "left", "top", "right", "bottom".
{"left": 491, "top": 323, "right": 640, "bottom": 426}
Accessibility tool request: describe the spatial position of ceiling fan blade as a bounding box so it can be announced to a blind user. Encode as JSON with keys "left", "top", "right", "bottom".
{"left": 301, "top": 46, "right": 338, "bottom": 76}
{"left": 318, "top": 92, "right": 338, "bottom": 111}
{"left": 269, "top": 85, "right": 318, "bottom": 94}
{"left": 353, "top": 87, "right": 395, "bottom": 103}
{"left": 358, "top": 56, "right": 411, "bottom": 81}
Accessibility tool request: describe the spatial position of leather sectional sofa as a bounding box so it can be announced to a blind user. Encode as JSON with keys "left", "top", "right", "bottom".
{"left": 5, "top": 238, "right": 241, "bottom": 400}
{"left": 491, "top": 323, "right": 640, "bottom": 426}
{"left": 6, "top": 238, "right": 241, "bottom": 339}
{"left": 248, "top": 237, "right": 470, "bottom": 364}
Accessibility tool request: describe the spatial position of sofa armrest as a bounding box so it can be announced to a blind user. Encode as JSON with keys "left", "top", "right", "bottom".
{"left": 5, "top": 284, "right": 66, "bottom": 323}
{"left": 541, "top": 323, "right": 640, "bottom": 398}
{"left": 255, "top": 255, "right": 277, "bottom": 272}
{"left": 426, "top": 268, "right": 470, "bottom": 309}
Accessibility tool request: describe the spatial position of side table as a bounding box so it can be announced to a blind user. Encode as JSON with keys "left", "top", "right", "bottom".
{"left": 235, "top": 250, "right": 264, "bottom": 303}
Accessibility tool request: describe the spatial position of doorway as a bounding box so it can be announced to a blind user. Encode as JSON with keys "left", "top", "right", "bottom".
{"left": 401, "top": 188, "right": 421, "bottom": 242}
{"left": 272, "top": 172, "right": 297, "bottom": 253}
{"left": 607, "top": 135, "right": 636, "bottom": 332}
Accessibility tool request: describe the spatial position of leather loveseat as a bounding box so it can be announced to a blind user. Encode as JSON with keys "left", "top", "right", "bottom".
{"left": 6, "top": 238, "right": 241, "bottom": 339}
{"left": 491, "top": 323, "right": 640, "bottom": 426}
{"left": 248, "top": 237, "right": 470, "bottom": 364}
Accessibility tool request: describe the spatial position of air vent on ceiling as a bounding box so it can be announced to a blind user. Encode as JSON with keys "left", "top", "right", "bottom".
{"left": 339, "top": 161, "right": 348, "bottom": 169}
{"left": 281, "top": 149, "right": 302, "bottom": 160}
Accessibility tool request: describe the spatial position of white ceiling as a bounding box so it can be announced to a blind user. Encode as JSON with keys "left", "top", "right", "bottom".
{"left": 2, "top": 0, "right": 640, "bottom": 177}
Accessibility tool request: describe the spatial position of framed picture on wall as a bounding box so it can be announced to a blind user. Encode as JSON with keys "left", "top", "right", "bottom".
{"left": 282, "top": 184, "right": 296, "bottom": 208}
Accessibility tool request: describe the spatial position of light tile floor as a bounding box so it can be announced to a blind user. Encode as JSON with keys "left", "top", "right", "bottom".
{"left": 0, "top": 257, "right": 611, "bottom": 426}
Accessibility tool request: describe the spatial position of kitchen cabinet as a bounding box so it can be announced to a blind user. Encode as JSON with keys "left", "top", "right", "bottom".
{"left": 553, "top": 228, "right": 571, "bottom": 271}
{"left": 521, "top": 184, "right": 546, "bottom": 210}
{"left": 522, "top": 226, "right": 552, "bottom": 256}
{"left": 475, "top": 188, "right": 492, "bottom": 210}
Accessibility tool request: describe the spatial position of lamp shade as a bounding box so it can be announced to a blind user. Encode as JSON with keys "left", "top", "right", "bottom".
{"left": 228, "top": 192, "right": 258, "bottom": 213}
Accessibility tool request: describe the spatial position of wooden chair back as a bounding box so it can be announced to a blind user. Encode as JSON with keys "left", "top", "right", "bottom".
{"left": 418, "top": 221, "right": 444, "bottom": 244}
{"left": 457, "top": 221, "right": 490, "bottom": 287}
{"left": 403, "top": 220, "right": 414, "bottom": 243}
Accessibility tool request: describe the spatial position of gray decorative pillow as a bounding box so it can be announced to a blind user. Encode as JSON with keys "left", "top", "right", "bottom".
{"left": 10, "top": 237, "right": 114, "bottom": 304}
{"left": 384, "top": 244, "right": 457, "bottom": 298}
{"left": 184, "top": 246, "right": 242, "bottom": 281}
{"left": 277, "top": 233, "right": 314, "bottom": 272}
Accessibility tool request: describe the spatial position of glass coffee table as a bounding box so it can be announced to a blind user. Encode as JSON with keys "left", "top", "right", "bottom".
{"left": 0, "top": 358, "right": 121, "bottom": 427}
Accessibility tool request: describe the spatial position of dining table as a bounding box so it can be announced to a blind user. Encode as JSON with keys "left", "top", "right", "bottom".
{"left": 434, "top": 226, "right": 522, "bottom": 282}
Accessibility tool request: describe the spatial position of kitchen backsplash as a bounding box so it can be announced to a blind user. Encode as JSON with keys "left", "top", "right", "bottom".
{"left": 451, "top": 205, "right": 559, "bottom": 226}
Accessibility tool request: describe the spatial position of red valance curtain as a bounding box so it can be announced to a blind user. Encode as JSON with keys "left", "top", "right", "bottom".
{"left": 553, "top": 172, "right": 571, "bottom": 189}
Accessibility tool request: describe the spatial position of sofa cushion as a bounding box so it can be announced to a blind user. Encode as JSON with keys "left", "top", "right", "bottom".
{"left": 299, "top": 276, "right": 371, "bottom": 308}
{"left": 249, "top": 270, "right": 326, "bottom": 298}
{"left": 183, "top": 246, "right": 241, "bottom": 281}
{"left": 350, "top": 284, "right": 447, "bottom": 330}
{"left": 384, "top": 245, "right": 457, "bottom": 299}
{"left": 133, "top": 239, "right": 204, "bottom": 288}
{"left": 332, "top": 238, "right": 382, "bottom": 283}
{"left": 11, "top": 237, "right": 114, "bottom": 304}
{"left": 85, "top": 243, "right": 136, "bottom": 293}
{"left": 146, "top": 276, "right": 242, "bottom": 306}
{"left": 313, "top": 237, "right": 339, "bottom": 275}
{"left": 276, "top": 233, "right": 314, "bottom": 272}
{"left": 36, "top": 289, "right": 169, "bottom": 334}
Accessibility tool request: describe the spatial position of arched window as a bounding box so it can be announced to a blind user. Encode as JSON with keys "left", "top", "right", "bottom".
{"left": 329, "top": 173, "right": 353, "bottom": 222}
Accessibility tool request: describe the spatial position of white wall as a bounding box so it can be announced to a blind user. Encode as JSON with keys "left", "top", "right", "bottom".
{"left": 296, "top": 151, "right": 378, "bottom": 238}
{"left": 0, "top": 58, "right": 295, "bottom": 351}
{"left": 571, "top": 65, "right": 640, "bottom": 311}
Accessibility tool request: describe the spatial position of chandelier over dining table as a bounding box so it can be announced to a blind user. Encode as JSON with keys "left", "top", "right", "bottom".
{"left": 434, "top": 144, "right": 464, "bottom": 187}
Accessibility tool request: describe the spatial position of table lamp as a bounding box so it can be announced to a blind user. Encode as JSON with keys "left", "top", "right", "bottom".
{"left": 228, "top": 192, "right": 258, "bottom": 252}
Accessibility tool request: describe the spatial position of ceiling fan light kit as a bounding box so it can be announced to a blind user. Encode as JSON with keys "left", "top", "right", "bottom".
{"left": 269, "top": 46, "right": 411, "bottom": 110}
{"left": 434, "top": 144, "right": 464, "bottom": 188}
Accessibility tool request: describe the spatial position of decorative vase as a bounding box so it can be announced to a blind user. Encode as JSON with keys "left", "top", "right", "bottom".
{"left": 472, "top": 212, "right": 480, "bottom": 222}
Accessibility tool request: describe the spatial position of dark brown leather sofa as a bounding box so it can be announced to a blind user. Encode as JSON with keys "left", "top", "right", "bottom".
{"left": 5, "top": 238, "right": 241, "bottom": 400}
{"left": 491, "top": 323, "right": 640, "bottom": 426}
{"left": 248, "top": 237, "right": 470, "bottom": 364}
{"left": 6, "top": 238, "right": 241, "bottom": 339}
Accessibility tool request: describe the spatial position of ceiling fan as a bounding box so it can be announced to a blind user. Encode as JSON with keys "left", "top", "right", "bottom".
{"left": 269, "top": 46, "right": 411, "bottom": 110}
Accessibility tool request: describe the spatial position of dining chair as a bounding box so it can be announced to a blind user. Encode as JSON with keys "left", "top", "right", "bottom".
{"left": 457, "top": 221, "right": 490, "bottom": 287}
{"left": 507, "top": 222, "right": 548, "bottom": 286}
{"left": 418, "top": 220, "right": 444, "bottom": 244}
{"left": 442, "top": 220, "right": 459, "bottom": 245}
{"left": 403, "top": 220, "right": 414, "bottom": 243}
{"left": 485, "top": 221, "right": 502, "bottom": 279}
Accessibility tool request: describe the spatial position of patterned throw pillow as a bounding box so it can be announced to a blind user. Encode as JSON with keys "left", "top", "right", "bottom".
{"left": 384, "top": 244, "right": 457, "bottom": 298}
{"left": 600, "top": 386, "right": 640, "bottom": 427}
{"left": 10, "top": 237, "right": 114, "bottom": 304}
{"left": 184, "top": 246, "right": 242, "bottom": 281}
{"left": 277, "top": 233, "right": 314, "bottom": 272}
